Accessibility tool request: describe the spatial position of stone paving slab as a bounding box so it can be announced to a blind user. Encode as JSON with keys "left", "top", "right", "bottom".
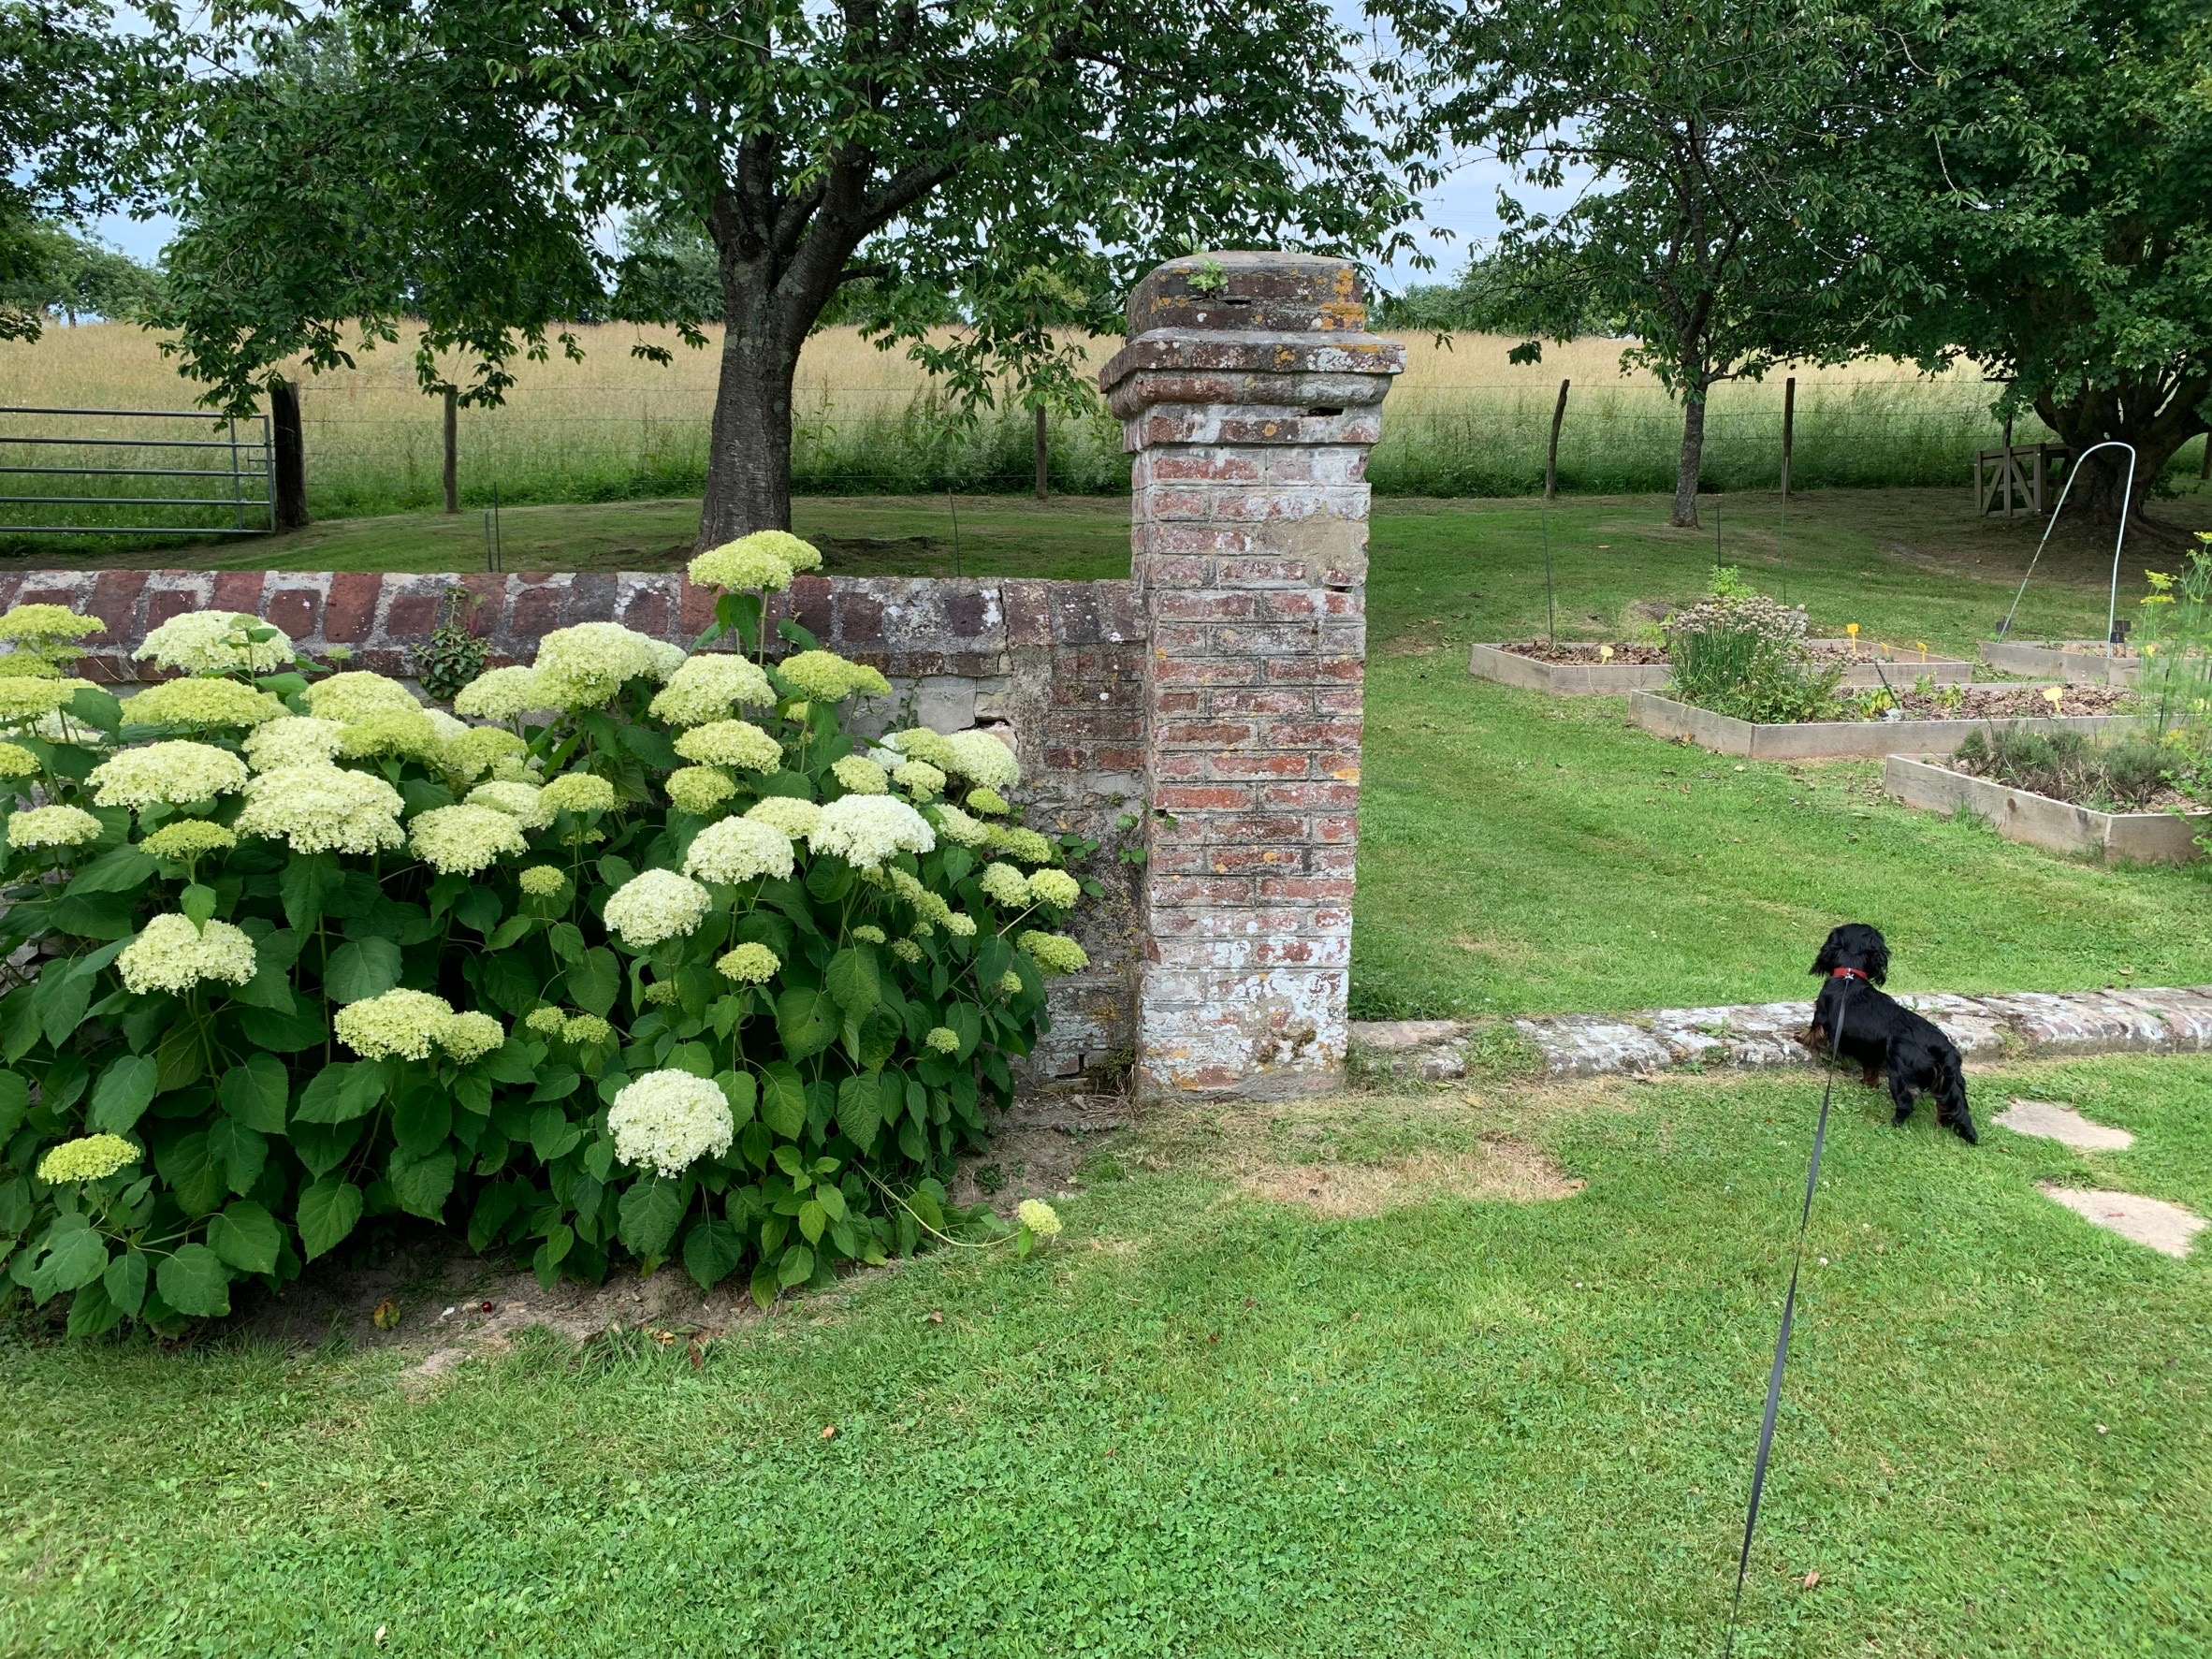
{"left": 1996, "top": 1099, "right": 2135, "bottom": 1151}
{"left": 1349, "top": 983, "right": 2212, "bottom": 1081}
{"left": 2043, "top": 1187, "right": 2205, "bottom": 1259}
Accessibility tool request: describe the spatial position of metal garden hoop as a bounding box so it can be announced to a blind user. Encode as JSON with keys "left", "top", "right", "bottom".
{"left": 1995, "top": 439, "right": 2138, "bottom": 653}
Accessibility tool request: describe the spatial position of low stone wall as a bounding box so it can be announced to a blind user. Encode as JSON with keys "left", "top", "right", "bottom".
{"left": 0, "top": 566, "right": 1149, "bottom": 1084}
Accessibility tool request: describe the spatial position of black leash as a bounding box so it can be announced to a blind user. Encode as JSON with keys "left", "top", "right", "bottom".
{"left": 1724, "top": 978, "right": 1853, "bottom": 1657}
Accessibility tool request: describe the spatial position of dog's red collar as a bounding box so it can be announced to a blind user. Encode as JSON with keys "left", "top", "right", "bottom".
{"left": 1829, "top": 967, "right": 1870, "bottom": 981}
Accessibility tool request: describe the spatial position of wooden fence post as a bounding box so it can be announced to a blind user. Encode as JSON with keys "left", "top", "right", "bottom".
{"left": 1545, "top": 378, "right": 1570, "bottom": 501}
{"left": 1033, "top": 403, "right": 1049, "bottom": 502}
{"left": 269, "top": 378, "right": 309, "bottom": 530}
{"left": 442, "top": 386, "right": 459, "bottom": 515}
{"left": 1780, "top": 376, "right": 1796, "bottom": 499}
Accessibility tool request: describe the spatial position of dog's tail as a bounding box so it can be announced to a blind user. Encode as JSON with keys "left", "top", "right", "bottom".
{"left": 1933, "top": 1044, "right": 1977, "bottom": 1144}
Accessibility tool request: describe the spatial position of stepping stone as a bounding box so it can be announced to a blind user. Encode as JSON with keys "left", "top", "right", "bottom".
{"left": 2043, "top": 1188, "right": 2205, "bottom": 1259}
{"left": 1996, "top": 1099, "right": 2134, "bottom": 1151}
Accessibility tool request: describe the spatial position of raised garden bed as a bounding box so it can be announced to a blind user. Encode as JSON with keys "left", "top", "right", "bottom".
{"left": 1471, "top": 638, "right": 1973, "bottom": 696}
{"left": 1629, "top": 686, "right": 2143, "bottom": 759}
{"left": 1980, "top": 640, "right": 2140, "bottom": 685}
{"left": 1885, "top": 754, "right": 2207, "bottom": 864}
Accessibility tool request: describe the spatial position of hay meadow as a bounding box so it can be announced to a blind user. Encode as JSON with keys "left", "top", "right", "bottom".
{"left": 7, "top": 318, "right": 2200, "bottom": 542}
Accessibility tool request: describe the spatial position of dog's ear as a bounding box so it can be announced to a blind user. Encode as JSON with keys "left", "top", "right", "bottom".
{"left": 1811, "top": 930, "right": 1841, "bottom": 976}
{"left": 1867, "top": 936, "right": 1890, "bottom": 985}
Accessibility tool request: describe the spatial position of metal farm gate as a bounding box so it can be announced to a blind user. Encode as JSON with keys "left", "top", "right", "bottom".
{"left": 0, "top": 405, "right": 276, "bottom": 538}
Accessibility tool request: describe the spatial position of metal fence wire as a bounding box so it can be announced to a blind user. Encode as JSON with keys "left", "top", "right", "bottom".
{"left": 0, "top": 406, "right": 276, "bottom": 536}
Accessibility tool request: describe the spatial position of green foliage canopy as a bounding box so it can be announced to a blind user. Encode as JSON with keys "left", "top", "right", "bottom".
{"left": 154, "top": 0, "right": 1416, "bottom": 538}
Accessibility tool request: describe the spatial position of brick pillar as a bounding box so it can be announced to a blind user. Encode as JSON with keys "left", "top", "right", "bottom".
{"left": 1099, "top": 252, "right": 1403, "bottom": 1098}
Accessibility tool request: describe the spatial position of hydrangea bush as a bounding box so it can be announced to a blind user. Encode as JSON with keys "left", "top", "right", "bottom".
{"left": 0, "top": 540, "right": 1080, "bottom": 1334}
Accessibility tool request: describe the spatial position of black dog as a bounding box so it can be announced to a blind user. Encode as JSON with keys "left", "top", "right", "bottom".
{"left": 1801, "top": 924, "right": 1976, "bottom": 1143}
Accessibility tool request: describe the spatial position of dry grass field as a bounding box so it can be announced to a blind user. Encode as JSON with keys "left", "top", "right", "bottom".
{"left": 7, "top": 318, "right": 2167, "bottom": 554}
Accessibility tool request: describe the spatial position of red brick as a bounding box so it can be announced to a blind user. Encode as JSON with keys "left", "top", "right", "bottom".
{"left": 1003, "top": 580, "right": 1054, "bottom": 648}
{"left": 1211, "top": 752, "right": 1310, "bottom": 779}
{"left": 1311, "top": 814, "right": 1360, "bottom": 842}
{"left": 323, "top": 571, "right": 384, "bottom": 643}
{"left": 1153, "top": 785, "right": 1253, "bottom": 811}
{"left": 1149, "top": 877, "right": 1256, "bottom": 905}
{"left": 1152, "top": 720, "right": 1253, "bottom": 748}
{"left": 265, "top": 587, "right": 321, "bottom": 641}
{"left": 1257, "top": 877, "right": 1357, "bottom": 902}
{"left": 1150, "top": 591, "right": 1255, "bottom": 622}
{"left": 1266, "top": 721, "right": 1361, "bottom": 748}
{"left": 455, "top": 574, "right": 505, "bottom": 635}
{"left": 85, "top": 571, "right": 146, "bottom": 644}
{"left": 1149, "top": 657, "right": 1261, "bottom": 686}
{"left": 510, "top": 582, "right": 563, "bottom": 640}
{"left": 0, "top": 575, "right": 22, "bottom": 610}
{"left": 210, "top": 570, "right": 266, "bottom": 612}
{"left": 1210, "top": 689, "right": 1311, "bottom": 717}
{"left": 619, "top": 585, "right": 671, "bottom": 638}
{"left": 1209, "top": 814, "right": 1309, "bottom": 844}
{"left": 144, "top": 587, "right": 200, "bottom": 632}
{"left": 678, "top": 577, "right": 717, "bottom": 637}
{"left": 1308, "top": 846, "right": 1357, "bottom": 876}
{"left": 1262, "top": 782, "right": 1360, "bottom": 808}
{"left": 1214, "top": 559, "right": 1308, "bottom": 588}
{"left": 1093, "top": 747, "right": 1147, "bottom": 770}
{"left": 1137, "top": 556, "right": 1207, "bottom": 588}
{"left": 1152, "top": 752, "right": 1206, "bottom": 779}
{"left": 1263, "top": 654, "right": 1363, "bottom": 686}
{"left": 1203, "top": 847, "right": 1306, "bottom": 873}
{"left": 384, "top": 592, "right": 439, "bottom": 638}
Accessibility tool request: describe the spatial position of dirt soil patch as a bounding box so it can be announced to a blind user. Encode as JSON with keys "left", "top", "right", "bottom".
{"left": 1235, "top": 1141, "right": 1584, "bottom": 1216}
{"left": 1503, "top": 640, "right": 1668, "bottom": 664}
{"left": 1855, "top": 684, "right": 2130, "bottom": 720}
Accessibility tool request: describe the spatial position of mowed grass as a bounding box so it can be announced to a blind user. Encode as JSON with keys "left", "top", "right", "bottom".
{"left": 4, "top": 1054, "right": 2208, "bottom": 1657}
{"left": 1352, "top": 488, "right": 2212, "bottom": 1017}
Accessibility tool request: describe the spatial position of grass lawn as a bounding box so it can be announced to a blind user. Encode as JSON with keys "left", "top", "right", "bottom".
{"left": 5, "top": 1053, "right": 2207, "bottom": 1656}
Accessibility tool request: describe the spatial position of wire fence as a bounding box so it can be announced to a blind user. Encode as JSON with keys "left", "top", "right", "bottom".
{"left": 5, "top": 373, "right": 2207, "bottom": 554}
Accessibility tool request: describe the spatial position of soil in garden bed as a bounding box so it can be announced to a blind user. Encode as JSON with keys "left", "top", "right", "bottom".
{"left": 1501, "top": 640, "right": 1964, "bottom": 669}
{"left": 1502, "top": 640, "right": 1668, "bottom": 664}
{"left": 1862, "top": 683, "right": 2131, "bottom": 720}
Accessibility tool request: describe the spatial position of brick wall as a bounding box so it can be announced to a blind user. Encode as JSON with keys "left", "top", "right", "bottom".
{"left": 0, "top": 567, "right": 1146, "bottom": 1084}
{"left": 2, "top": 251, "right": 1396, "bottom": 1100}
{"left": 1102, "top": 252, "right": 1401, "bottom": 1099}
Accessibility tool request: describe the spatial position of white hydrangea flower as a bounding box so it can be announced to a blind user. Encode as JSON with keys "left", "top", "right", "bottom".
{"left": 665, "top": 766, "right": 736, "bottom": 815}
{"left": 648, "top": 653, "right": 778, "bottom": 725}
{"left": 892, "top": 760, "right": 946, "bottom": 799}
{"left": 335, "top": 988, "right": 457, "bottom": 1061}
{"left": 602, "top": 869, "right": 712, "bottom": 949}
{"left": 134, "top": 611, "right": 295, "bottom": 677}
{"left": 743, "top": 795, "right": 822, "bottom": 838}
{"left": 466, "top": 780, "right": 555, "bottom": 831}
{"left": 439, "top": 1010, "right": 507, "bottom": 1064}
{"left": 776, "top": 649, "right": 890, "bottom": 703}
{"left": 943, "top": 729, "right": 1021, "bottom": 791}
{"left": 979, "top": 862, "right": 1031, "bottom": 908}
{"left": 539, "top": 772, "right": 618, "bottom": 814}
{"left": 116, "top": 913, "right": 258, "bottom": 996}
{"left": 533, "top": 622, "right": 671, "bottom": 707}
{"left": 930, "top": 802, "right": 989, "bottom": 846}
{"left": 673, "top": 719, "right": 782, "bottom": 772}
{"left": 302, "top": 671, "right": 422, "bottom": 723}
{"left": 1018, "top": 930, "right": 1089, "bottom": 975}
{"left": 608, "top": 1070, "right": 735, "bottom": 1177}
{"left": 334, "top": 709, "right": 443, "bottom": 761}
{"left": 409, "top": 804, "right": 529, "bottom": 874}
{"left": 87, "top": 740, "right": 250, "bottom": 808}
{"left": 880, "top": 727, "right": 959, "bottom": 769}
{"left": 807, "top": 794, "right": 936, "bottom": 870}
{"left": 243, "top": 715, "right": 345, "bottom": 772}
{"left": 453, "top": 665, "right": 550, "bottom": 721}
{"left": 0, "top": 678, "right": 94, "bottom": 723}
{"left": 124, "top": 678, "right": 284, "bottom": 731}
{"left": 235, "top": 764, "right": 405, "bottom": 856}
{"left": 683, "top": 815, "right": 795, "bottom": 885}
{"left": 832, "top": 754, "right": 890, "bottom": 795}
{"left": 421, "top": 706, "right": 471, "bottom": 742}
{"left": 7, "top": 803, "right": 103, "bottom": 850}
{"left": 1026, "top": 868, "right": 1081, "bottom": 909}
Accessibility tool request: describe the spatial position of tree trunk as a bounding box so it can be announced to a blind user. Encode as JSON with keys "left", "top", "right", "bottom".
{"left": 1671, "top": 389, "right": 1709, "bottom": 529}
{"left": 698, "top": 327, "right": 803, "bottom": 546}
{"left": 2034, "top": 376, "right": 2211, "bottom": 527}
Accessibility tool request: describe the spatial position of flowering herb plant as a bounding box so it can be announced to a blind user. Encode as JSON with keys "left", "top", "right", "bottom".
{"left": 1663, "top": 581, "right": 1845, "bottom": 724}
{"left": 0, "top": 542, "right": 1077, "bottom": 1334}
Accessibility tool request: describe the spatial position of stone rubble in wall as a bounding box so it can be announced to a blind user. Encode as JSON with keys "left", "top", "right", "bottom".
{"left": 1349, "top": 984, "right": 2212, "bottom": 1082}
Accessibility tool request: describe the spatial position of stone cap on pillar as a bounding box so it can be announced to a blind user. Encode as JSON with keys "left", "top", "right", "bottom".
{"left": 1099, "top": 251, "right": 1404, "bottom": 422}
